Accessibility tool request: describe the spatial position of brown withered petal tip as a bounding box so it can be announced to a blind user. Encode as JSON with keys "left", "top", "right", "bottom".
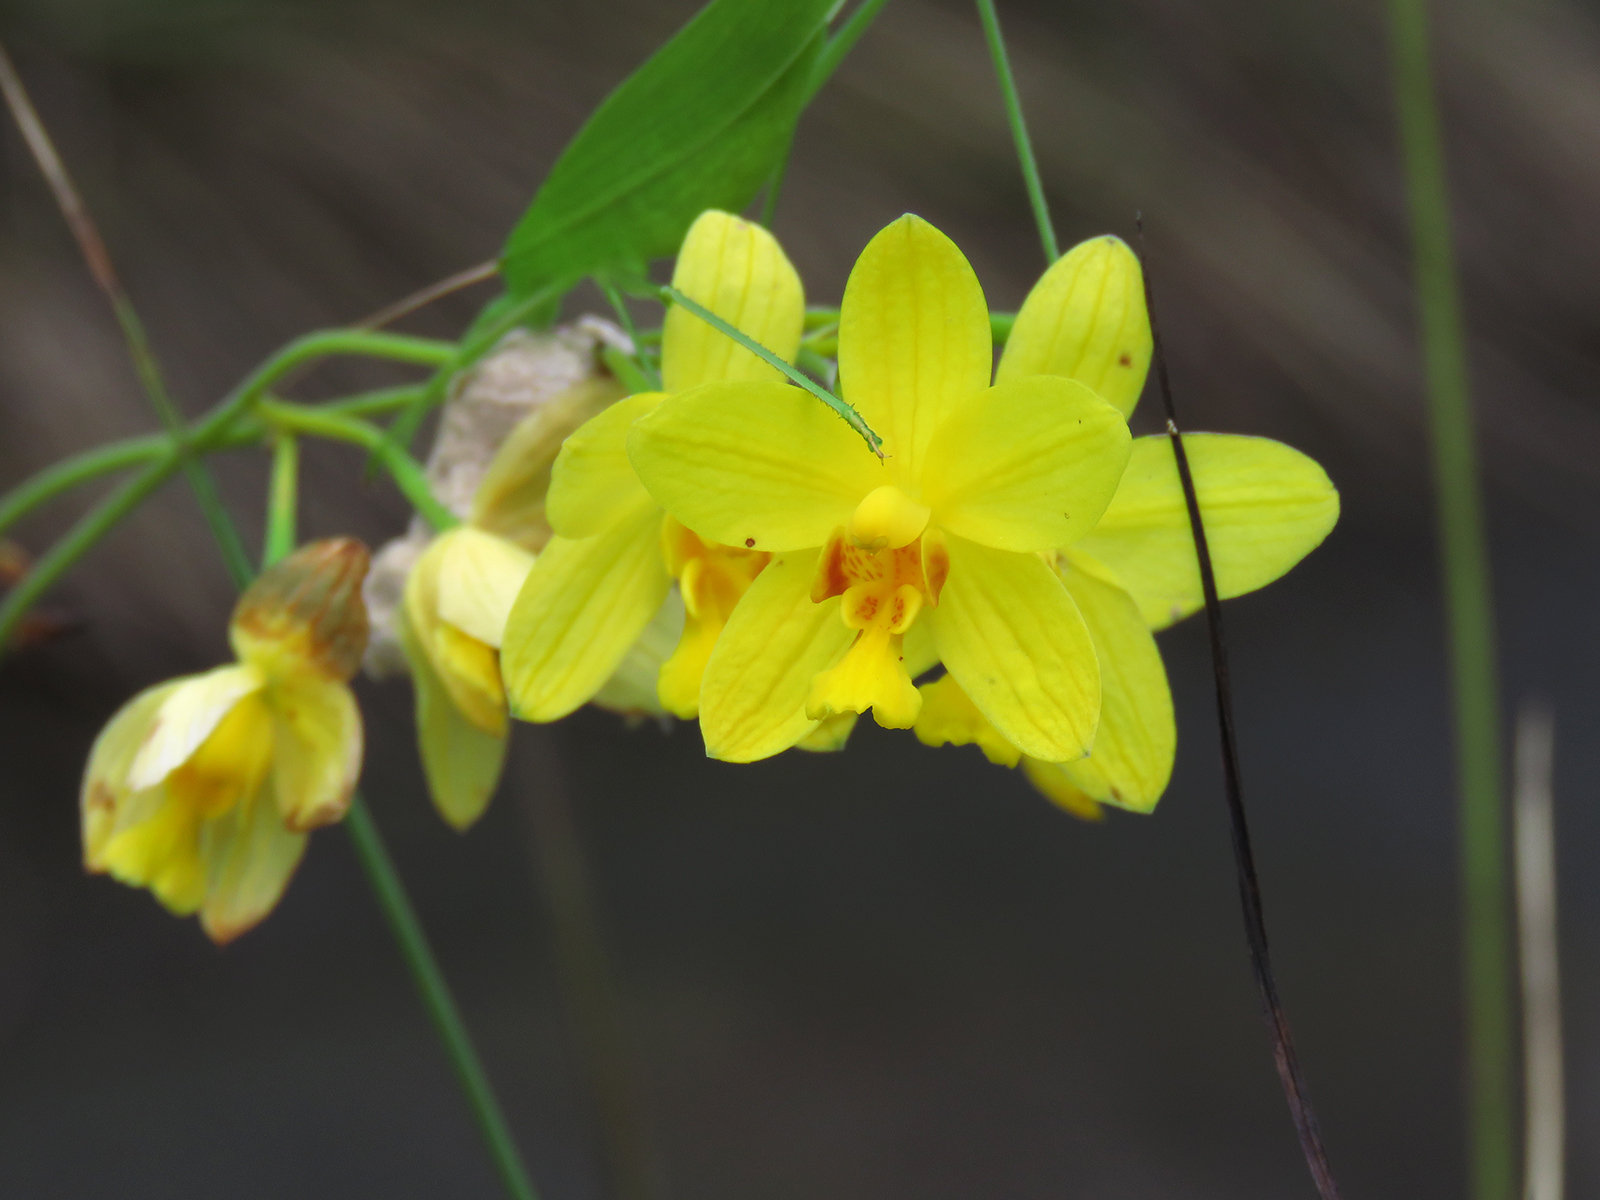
{"left": 232, "top": 537, "right": 373, "bottom": 681}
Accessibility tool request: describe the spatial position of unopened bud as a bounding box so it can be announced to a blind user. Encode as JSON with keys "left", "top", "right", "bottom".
{"left": 231, "top": 538, "right": 371, "bottom": 681}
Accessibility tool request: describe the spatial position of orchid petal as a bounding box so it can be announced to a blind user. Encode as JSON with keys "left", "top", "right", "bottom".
{"left": 628, "top": 380, "right": 880, "bottom": 552}
{"left": 698, "top": 547, "right": 854, "bottom": 762}
{"left": 921, "top": 376, "right": 1131, "bottom": 552}
{"left": 927, "top": 533, "right": 1099, "bottom": 762}
{"left": 997, "top": 234, "right": 1151, "bottom": 418}
{"left": 837, "top": 215, "right": 992, "bottom": 482}
{"left": 1073, "top": 433, "right": 1340, "bottom": 629}
{"left": 501, "top": 503, "right": 671, "bottom": 722}
{"left": 662, "top": 210, "right": 805, "bottom": 392}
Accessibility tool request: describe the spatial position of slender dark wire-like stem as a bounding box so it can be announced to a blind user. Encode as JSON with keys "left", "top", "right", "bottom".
{"left": 0, "top": 39, "right": 252, "bottom": 588}
{"left": 1387, "top": 6, "right": 1515, "bottom": 1199}
{"left": 1138, "top": 226, "right": 1342, "bottom": 1200}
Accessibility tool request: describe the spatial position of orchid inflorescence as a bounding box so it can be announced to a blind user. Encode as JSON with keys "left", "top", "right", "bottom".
{"left": 78, "top": 208, "right": 1339, "bottom": 941}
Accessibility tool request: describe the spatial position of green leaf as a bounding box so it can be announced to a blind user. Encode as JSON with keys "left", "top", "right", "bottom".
{"left": 501, "top": 0, "right": 834, "bottom": 298}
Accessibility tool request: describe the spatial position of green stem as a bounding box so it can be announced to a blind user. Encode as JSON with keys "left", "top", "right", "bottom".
{"left": 344, "top": 797, "right": 539, "bottom": 1200}
{"left": 0, "top": 334, "right": 452, "bottom": 651}
{"left": 263, "top": 434, "right": 299, "bottom": 569}
{"left": 974, "top": 0, "right": 1058, "bottom": 263}
{"left": 259, "top": 402, "right": 458, "bottom": 533}
{"left": 658, "top": 284, "right": 882, "bottom": 456}
{"left": 1388, "top": 5, "right": 1514, "bottom": 1200}
{"left": 0, "top": 386, "right": 422, "bottom": 543}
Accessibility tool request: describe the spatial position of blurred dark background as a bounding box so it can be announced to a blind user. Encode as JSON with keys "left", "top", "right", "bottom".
{"left": 1, "top": 0, "right": 1597, "bottom": 1196}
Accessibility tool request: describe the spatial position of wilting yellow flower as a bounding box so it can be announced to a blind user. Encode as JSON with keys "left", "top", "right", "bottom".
{"left": 501, "top": 210, "right": 803, "bottom": 723}
{"left": 396, "top": 378, "right": 623, "bottom": 830}
{"left": 915, "top": 234, "right": 1340, "bottom": 817}
{"left": 627, "top": 214, "right": 1134, "bottom": 763}
{"left": 80, "top": 539, "right": 370, "bottom": 942}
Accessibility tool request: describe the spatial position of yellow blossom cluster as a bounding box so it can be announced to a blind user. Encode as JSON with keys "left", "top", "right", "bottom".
{"left": 80, "top": 209, "right": 1337, "bottom": 938}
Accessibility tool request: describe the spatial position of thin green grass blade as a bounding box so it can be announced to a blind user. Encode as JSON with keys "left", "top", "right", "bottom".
{"left": 1387, "top": 4, "right": 1515, "bottom": 1198}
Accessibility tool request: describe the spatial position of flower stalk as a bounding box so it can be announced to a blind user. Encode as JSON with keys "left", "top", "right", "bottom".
{"left": 974, "top": 0, "right": 1058, "bottom": 263}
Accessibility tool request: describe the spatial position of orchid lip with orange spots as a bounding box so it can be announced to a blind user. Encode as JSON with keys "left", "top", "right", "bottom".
{"left": 627, "top": 214, "right": 1134, "bottom": 763}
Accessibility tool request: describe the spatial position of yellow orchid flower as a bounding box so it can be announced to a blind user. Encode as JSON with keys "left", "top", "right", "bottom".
{"left": 915, "top": 234, "right": 1340, "bottom": 816}
{"left": 395, "top": 375, "right": 646, "bottom": 831}
{"left": 80, "top": 539, "right": 370, "bottom": 943}
{"left": 627, "top": 214, "right": 1134, "bottom": 763}
{"left": 501, "top": 209, "right": 803, "bottom": 724}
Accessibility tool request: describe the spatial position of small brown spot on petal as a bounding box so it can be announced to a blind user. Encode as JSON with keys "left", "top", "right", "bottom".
{"left": 1118, "top": 353, "right": 1132, "bottom": 367}
{"left": 745, "top": 538, "right": 755, "bottom": 548}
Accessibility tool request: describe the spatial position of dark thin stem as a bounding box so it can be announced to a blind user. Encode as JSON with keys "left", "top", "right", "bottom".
{"left": 0, "top": 38, "right": 252, "bottom": 589}
{"left": 356, "top": 260, "right": 499, "bottom": 331}
{"left": 974, "top": 0, "right": 1058, "bottom": 263}
{"left": 1387, "top": 6, "right": 1514, "bottom": 1199}
{"left": 1138, "top": 224, "right": 1342, "bottom": 1200}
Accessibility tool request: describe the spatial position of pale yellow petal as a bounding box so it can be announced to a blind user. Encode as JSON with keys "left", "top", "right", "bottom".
{"left": 1073, "top": 433, "right": 1340, "bottom": 629}
{"left": 472, "top": 376, "right": 626, "bottom": 550}
{"left": 698, "top": 547, "right": 854, "bottom": 762}
{"left": 398, "top": 607, "right": 507, "bottom": 831}
{"left": 81, "top": 680, "right": 182, "bottom": 868}
{"left": 546, "top": 393, "right": 666, "bottom": 539}
{"left": 1055, "top": 563, "right": 1174, "bottom": 812}
{"left": 926, "top": 533, "right": 1098, "bottom": 762}
{"left": 837, "top": 215, "right": 993, "bottom": 482}
{"left": 197, "top": 776, "right": 308, "bottom": 944}
{"left": 501, "top": 503, "right": 672, "bottom": 722}
{"left": 268, "top": 676, "right": 363, "bottom": 832}
{"left": 1020, "top": 759, "right": 1105, "bottom": 822}
{"left": 435, "top": 527, "right": 537, "bottom": 649}
{"left": 921, "top": 376, "right": 1131, "bottom": 552}
{"left": 628, "top": 380, "right": 881, "bottom": 552}
{"left": 997, "top": 235, "right": 1151, "bottom": 418}
{"left": 662, "top": 210, "right": 805, "bottom": 391}
{"left": 126, "top": 664, "right": 267, "bottom": 791}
